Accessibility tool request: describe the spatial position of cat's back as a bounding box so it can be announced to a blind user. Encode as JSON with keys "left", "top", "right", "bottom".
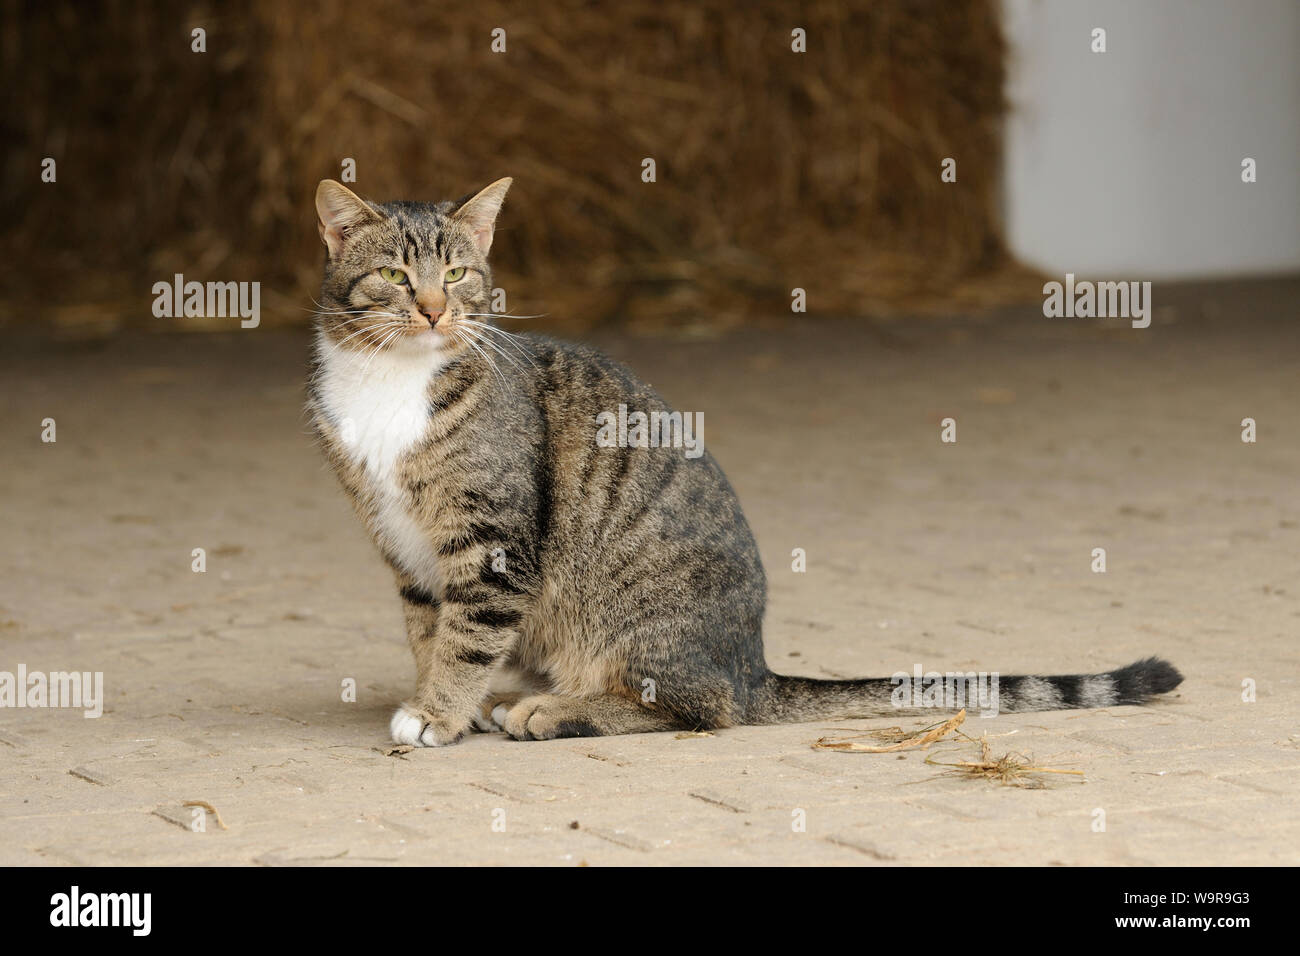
{"left": 510, "top": 333, "right": 765, "bottom": 685}
{"left": 519, "top": 333, "right": 763, "bottom": 582}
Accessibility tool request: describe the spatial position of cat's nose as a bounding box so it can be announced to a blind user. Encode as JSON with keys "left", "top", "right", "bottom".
{"left": 416, "top": 288, "right": 447, "bottom": 326}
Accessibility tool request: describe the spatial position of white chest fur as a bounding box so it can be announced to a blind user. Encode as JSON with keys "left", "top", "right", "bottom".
{"left": 315, "top": 336, "right": 449, "bottom": 591}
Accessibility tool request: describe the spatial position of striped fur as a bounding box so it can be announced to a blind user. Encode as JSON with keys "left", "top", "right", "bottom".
{"left": 306, "top": 180, "right": 1183, "bottom": 745}
{"left": 760, "top": 657, "right": 1184, "bottom": 722}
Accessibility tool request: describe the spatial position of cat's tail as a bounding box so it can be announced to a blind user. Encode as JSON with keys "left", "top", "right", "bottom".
{"left": 752, "top": 657, "right": 1183, "bottom": 723}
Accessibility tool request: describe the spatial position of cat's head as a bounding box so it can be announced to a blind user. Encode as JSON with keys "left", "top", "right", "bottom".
{"left": 313, "top": 177, "right": 511, "bottom": 357}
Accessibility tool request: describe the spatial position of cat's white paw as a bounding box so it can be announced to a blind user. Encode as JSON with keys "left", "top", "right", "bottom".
{"left": 471, "top": 710, "right": 502, "bottom": 732}
{"left": 490, "top": 704, "right": 510, "bottom": 729}
{"left": 390, "top": 706, "right": 447, "bottom": 747}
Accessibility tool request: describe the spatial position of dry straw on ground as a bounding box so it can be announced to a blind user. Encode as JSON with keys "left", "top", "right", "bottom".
{"left": 815, "top": 711, "right": 1085, "bottom": 788}
{"left": 926, "top": 735, "right": 1085, "bottom": 789}
{"left": 4, "top": 0, "right": 1037, "bottom": 332}
{"left": 812, "top": 709, "right": 967, "bottom": 753}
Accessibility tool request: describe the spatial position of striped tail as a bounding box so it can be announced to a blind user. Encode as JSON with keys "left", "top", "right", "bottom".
{"left": 754, "top": 657, "right": 1183, "bottom": 723}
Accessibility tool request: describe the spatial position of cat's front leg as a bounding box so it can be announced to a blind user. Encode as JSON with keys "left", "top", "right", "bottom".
{"left": 389, "top": 576, "right": 524, "bottom": 747}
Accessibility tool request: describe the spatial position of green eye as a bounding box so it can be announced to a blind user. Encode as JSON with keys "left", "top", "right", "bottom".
{"left": 380, "top": 267, "right": 407, "bottom": 284}
{"left": 444, "top": 267, "right": 466, "bottom": 283}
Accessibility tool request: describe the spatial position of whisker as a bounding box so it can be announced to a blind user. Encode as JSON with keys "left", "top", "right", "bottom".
{"left": 453, "top": 330, "right": 497, "bottom": 387}
{"left": 459, "top": 319, "right": 538, "bottom": 368}
{"left": 334, "top": 320, "right": 407, "bottom": 348}
{"left": 459, "top": 323, "right": 526, "bottom": 373}
{"left": 359, "top": 326, "right": 405, "bottom": 377}
{"left": 453, "top": 327, "right": 509, "bottom": 392}
{"left": 460, "top": 318, "right": 536, "bottom": 355}
{"left": 321, "top": 315, "right": 404, "bottom": 332}
{"left": 307, "top": 297, "right": 401, "bottom": 316}
{"left": 335, "top": 324, "right": 406, "bottom": 351}
{"left": 331, "top": 314, "right": 402, "bottom": 326}
{"left": 303, "top": 306, "right": 398, "bottom": 315}
{"left": 310, "top": 312, "right": 400, "bottom": 323}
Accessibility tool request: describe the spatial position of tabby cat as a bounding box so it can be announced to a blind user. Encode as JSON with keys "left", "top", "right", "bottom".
{"left": 306, "top": 178, "right": 1183, "bottom": 746}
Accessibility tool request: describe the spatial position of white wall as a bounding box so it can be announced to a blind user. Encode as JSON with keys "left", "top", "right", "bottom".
{"left": 1001, "top": 0, "right": 1300, "bottom": 278}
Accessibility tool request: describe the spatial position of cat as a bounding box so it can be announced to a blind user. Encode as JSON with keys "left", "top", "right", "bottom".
{"left": 306, "top": 177, "right": 1183, "bottom": 746}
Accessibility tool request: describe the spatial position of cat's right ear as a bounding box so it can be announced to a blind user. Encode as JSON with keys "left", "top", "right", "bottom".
{"left": 315, "top": 180, "right": 379, "bottom": 257}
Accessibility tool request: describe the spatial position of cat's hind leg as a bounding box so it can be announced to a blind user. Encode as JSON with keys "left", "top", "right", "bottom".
{"left": 492, "top": 693, "right": 681, "bottom": 740}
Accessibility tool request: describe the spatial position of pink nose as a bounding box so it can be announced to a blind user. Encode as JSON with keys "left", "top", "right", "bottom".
{"left": 418, "top": 305, "right": 445, "bottom": 326}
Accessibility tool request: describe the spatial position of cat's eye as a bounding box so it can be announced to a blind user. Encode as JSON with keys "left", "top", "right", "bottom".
{"left": 444, "top": 267, "right": 466, "bottom": 283}
{"left": 379, "top": 267, "right": 408, "bottom": 284}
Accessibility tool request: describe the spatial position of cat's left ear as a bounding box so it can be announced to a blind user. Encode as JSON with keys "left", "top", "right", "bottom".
{"left": 452, "top": 177, "right": 512, "bottom": 256}
{"left": 315, "top": 180, "right": 380, "bottom": 257}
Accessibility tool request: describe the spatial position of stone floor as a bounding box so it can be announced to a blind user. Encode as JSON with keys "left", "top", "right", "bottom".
{"left": 2, "top": 278, "right": 1297, "bottom": 865}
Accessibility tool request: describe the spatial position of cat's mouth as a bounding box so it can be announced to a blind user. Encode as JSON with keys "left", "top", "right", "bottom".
{"left": 399, "top": 320, "right": 450, "bottom": 350}
{"left": 323, "top": 312, "right": 479, "bottom": 359}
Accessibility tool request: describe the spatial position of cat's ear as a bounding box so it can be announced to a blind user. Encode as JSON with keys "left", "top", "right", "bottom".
{"left": 315, "top": 180, "right": 379, "bottom": 257}
{"left": 452, "top": 177, "right": 512, "bottom": 255}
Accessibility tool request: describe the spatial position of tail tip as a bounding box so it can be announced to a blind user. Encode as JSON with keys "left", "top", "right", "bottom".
{"left": 1112, "top": 656, "right": 1183, "bottom": 702}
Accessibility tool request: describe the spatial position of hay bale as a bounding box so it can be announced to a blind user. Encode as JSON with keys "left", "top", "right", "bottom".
{"left": 1, "top": 0, "right": 1033, "bottom": 332}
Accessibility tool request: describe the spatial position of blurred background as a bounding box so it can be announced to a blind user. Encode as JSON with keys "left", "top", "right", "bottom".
{"left": 3, "top": 0, "right": 1029, "bottom": 337}
{"left": 1002, "top": 0, "right": 1300, "bottom": 278}
{"left": 4, "top": 1, "right": 1296, "bottom": 338}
